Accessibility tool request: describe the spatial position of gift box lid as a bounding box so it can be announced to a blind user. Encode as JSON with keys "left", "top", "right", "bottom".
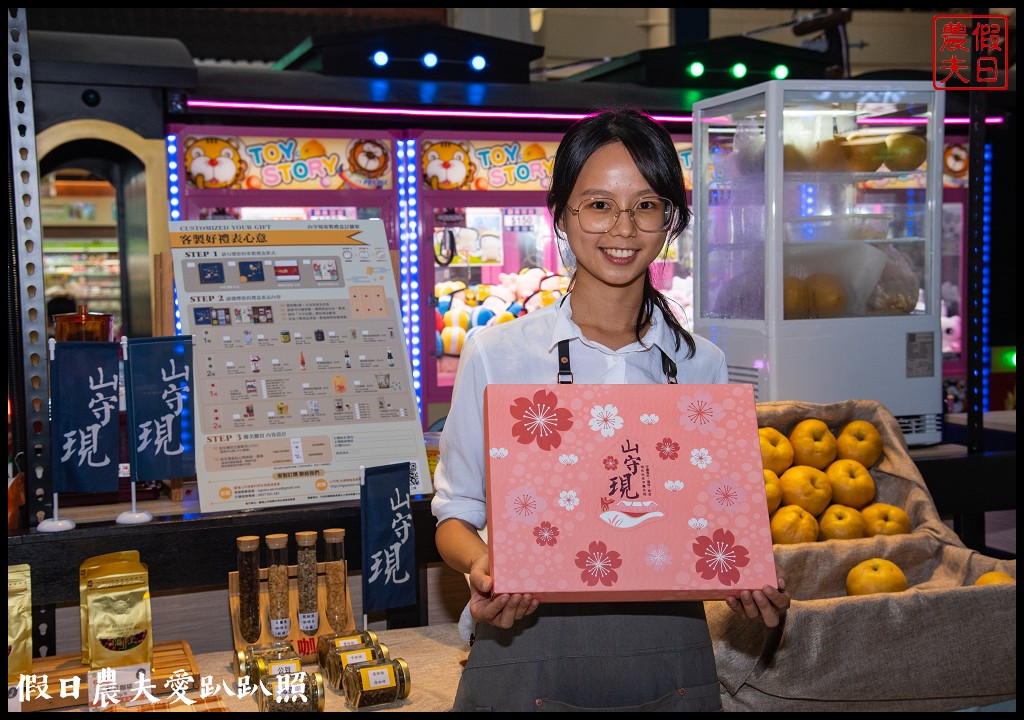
{"left": 484, "top": 382, "right": 778, "bottom": 602}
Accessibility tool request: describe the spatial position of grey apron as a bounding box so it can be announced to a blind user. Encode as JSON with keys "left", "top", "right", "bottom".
{"left": 452, "top": 340, "right": 722, "bottom": 712}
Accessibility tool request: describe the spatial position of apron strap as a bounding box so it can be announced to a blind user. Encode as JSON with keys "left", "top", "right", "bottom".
{"left": 557, "top": 339, "right": 573, "bottom": 384}
{"left": 557, "top": 339, "right": 678, "bottom": 384}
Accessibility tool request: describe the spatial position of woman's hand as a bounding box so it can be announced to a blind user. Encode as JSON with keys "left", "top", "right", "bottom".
{"left": 467, "top": 554, "right": 540, "bottom": 628}
{"left": 724, "top": 572, "right": 789, "bottom": 628}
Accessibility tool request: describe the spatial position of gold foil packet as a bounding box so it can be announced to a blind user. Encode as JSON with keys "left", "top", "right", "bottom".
{"left": 8, "top": 564, "right": 32, "bottom": 682}
{"left": 80, "top": 551, "right": 140, "bottom": 665}
{"left": 86, "top": 560, "right": 153, "bottom": 670}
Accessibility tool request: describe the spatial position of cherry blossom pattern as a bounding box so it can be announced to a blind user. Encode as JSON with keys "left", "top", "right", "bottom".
{"left": 640, "top": 413, "right": 660, "bottom": 425}
{"left": 710, "top": 480, "right": 747, "bottom": 515}
{"left": 692, "top": 528, "right": 750, "bottom": 586}
{"left": 534, "top": 521, "right": 559, "bottom": 546}
{"left": 602, "top": 455, "right": 619, "bottom": 471}
{"left": 656, "top": 437, "right": 680, "bottom": 460}
{"left": 687, "top": 517, "right": 708, "bottom": 529}
{"left": 588, "top": 404, "right": 623, "bottom": 438}
{"left": 689, "top": 447, "right": 712, "bottom": 469}
{"left": 663, "top": 480, "right": 685, "bottom": 492}
{"left": 558, "top": 454, "right": 579, "bottom": 465}
{"left": 489, "top": 447, "right": 509, "bottom": 459}
{"left": 575, "top": 540, "right": 622, "bottom": 587}
{"left": 558, "top": 489, "right": 580, "bottom": 511}
{"left": 505, "top": 486, "right": 549, "bottom": 524}
{"left": 510, "top": 389, "right": 574, "bottom": 451}
{"left": 645, "top": 543, "right": 672, "bottom": 572}
{"left": 676, "top": 391, "right": 724, "bottom": 436}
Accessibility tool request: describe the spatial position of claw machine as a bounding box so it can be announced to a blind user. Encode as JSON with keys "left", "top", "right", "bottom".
{"left": 691, "top": 80, "right": 945, "bottom": 445}
{"left": 410, "top": 129, "right": 699, "bottom": 427}
{"left": 170, "top": 124, "right": 399, "bottom": 238}
{"left": 409, "top": 130, "right": 564, "bottom": 428}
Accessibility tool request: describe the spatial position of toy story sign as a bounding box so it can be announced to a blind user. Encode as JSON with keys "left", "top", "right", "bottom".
{"left": 420, "top": 139, "right": 558, "bottom": 191}
{"left": 178, "top": 132, "right": 394, "bottom": 191}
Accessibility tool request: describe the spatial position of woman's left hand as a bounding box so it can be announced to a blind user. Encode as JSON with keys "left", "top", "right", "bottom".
{"left": 724, "top": 572, "right": 789, "bottom": 628}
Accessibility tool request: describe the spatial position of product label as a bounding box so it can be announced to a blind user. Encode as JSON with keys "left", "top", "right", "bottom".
{"left": 361, "top": 665, "right": 396, "bottom": 690}
{"left": 297, "top": 611, "right": 319, "bottom": 633}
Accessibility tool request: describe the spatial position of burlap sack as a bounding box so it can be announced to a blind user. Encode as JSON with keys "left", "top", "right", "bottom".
{"left": 707, "top": 399, "right": 1016, "bottom": 712}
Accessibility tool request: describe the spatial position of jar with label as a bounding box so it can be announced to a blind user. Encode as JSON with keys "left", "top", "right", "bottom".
{"left": 323, "top": 528, "right": 348, "bottom": 632}
{"left": 256, "top": 670, "right": 325, "bottom": 713}
{"left": 342, "top": 658, "right": 411, "bottom": 709}
{"left": 294, "top": 531, "right": 319, "bottom": 636}
{"left": 316, "top": 629, "right": 379, "bottom": 668}
{"left": 236, "top": 535, "right": 262, "bottom": 643}
{"left": 252, "top": 644, "right": 303, "bottom": 689}
{"left": 265, "top": 534, "right": 291, "bottom": 638}
{"left": 325, "top": 641, "right": 391, "bottom": 690}
{"left": 236, "top": 640, "right": 296, "bottom": 680}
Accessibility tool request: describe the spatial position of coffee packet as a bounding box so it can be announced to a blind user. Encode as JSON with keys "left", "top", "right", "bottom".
{"left": 80, "top": 551, "right": 140, "bottom": 665}
{"left": 8, "top": 564, "right": 32, "bottom": 682}
{"left": 85, "top": 560, "right": 153, "bottom": 670}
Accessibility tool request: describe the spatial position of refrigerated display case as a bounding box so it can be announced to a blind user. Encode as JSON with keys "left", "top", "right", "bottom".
{"left": 692, "top": 80, "right": 945, "bottom": 446}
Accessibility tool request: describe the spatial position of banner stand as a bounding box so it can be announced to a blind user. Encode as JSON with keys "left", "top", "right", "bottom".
{"left": 39, "top": 340, "right": 77, "bottom": 532}
{"left": 36, "top": 491, "right": 76, "bottom": 532}
{"left": 116, "top": 481, "right": 153, "bottom": 525}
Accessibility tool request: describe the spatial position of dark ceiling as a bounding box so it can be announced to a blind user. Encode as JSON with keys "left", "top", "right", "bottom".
{"left": 24, "top": 8, "right": 449, "bottom": 64}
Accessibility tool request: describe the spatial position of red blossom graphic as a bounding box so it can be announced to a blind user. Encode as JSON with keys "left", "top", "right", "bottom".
{"left": 533, "top": 521, "right": 559, "bottom": 546}
{"left": 692, "top": 528, "right": 751, "bottom": 586}
{"left": 602, "top": 455, "right": 618, "bottom": 471}
{"left": 575, "top": 540, "right": 622, "bottom": 587}
{"left": 656, "top": 437, "right": 680, "bottom": 460}
{"left": 509, "top": 389, "right": 574, "bottom": 451}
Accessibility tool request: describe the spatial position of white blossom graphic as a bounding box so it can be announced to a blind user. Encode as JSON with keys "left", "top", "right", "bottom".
{"left": 558, "top": 489, "right": 580, "bottom": 511}
{"left": 663, "top": 480, "right": 685, "bottom": 492}
{"left": 688, "top": 517, "right": 708, "bottom": 530}
{"left": 588, "top": 404, "right": 623, "bottom": 437}
{"left": 689, "top": 447, "right": 712, "bottom": 469}
{"left": 489, "top": 447, "right": 509, "bottom": 459}
{"left": 640, "top": 413, "right": 660, "bottom": 425}
{"left": 558, "top": 454, "right": 579, "bottom": 465}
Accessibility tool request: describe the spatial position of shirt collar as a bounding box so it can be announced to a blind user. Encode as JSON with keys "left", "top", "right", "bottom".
{"left": 547, "top": 293, "right": 677, "bottom": 356}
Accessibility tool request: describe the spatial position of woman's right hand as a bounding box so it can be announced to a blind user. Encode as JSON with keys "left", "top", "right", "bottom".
{"left": 467, "top": 553, "right": 540, "bottom": 628}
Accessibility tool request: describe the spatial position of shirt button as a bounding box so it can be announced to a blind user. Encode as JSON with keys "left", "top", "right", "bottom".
{"left": 535, "top": 699, "right": 544, "bottom": 707}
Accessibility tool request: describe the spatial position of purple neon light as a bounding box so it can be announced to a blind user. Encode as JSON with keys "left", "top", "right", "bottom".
{"left": 185, "top": 98, "right": 694, "bottom": 124}
{"left": 187, "top": 98, "right": 999, "bottom": 126}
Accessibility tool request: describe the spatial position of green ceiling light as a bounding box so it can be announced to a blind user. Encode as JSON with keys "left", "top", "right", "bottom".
{"left": 772, "top": 63, "right": 790, "bottom": 79}
{"left": 730, "top": 62, "right": 747, "bottom": 79}
{"left": 686, "top": 61, "right": 705, "bottom": 78}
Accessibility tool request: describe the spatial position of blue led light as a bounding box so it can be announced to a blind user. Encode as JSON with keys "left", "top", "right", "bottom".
{"left": 372, "top": 51, "right": 389, "bottom": 67}
{"left": 422, "top": 52, "right": 438, "bottom": 69}
{"left": 470, "top": 55, "right": 487, "bottom": 71}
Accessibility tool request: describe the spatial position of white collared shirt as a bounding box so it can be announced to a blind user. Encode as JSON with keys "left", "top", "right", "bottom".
{"left": 430, "top": 297, "right": 729, "bottom": 529}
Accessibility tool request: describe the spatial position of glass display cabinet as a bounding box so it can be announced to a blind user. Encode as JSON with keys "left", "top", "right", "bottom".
{"left": 691, "top": 80, "right": 945, "bottom": 445}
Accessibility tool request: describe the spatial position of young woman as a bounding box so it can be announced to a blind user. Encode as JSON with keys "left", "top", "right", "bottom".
{"left": 431, "top": 107, "right": 789, "bottom": 712}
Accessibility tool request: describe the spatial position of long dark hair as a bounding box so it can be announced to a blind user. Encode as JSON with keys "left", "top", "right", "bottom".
{"left": 547, "top": 106, "right": 696, "bottom": 358}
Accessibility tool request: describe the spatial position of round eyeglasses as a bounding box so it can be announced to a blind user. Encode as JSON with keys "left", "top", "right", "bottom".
{"left": 566, "top": 196, "right": 674, "bottom": 234}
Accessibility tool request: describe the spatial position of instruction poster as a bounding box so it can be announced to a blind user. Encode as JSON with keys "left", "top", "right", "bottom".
{"left": 169, "top": 219, "right": 431, "bottom": 512}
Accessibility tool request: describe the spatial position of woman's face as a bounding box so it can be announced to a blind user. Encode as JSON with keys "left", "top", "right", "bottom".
{"left": 561, "top": 142, "right": 669, "bottom": 292}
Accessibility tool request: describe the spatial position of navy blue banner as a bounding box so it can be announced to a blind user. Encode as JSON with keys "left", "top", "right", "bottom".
{"left": 50, "top": 341, "right": 122, "bottom": 493}
{"left": 360, "top": 462, "right": 418, "bottom": 614}
{"left": 124, "top": 336, "right": 195, "bottom": 482}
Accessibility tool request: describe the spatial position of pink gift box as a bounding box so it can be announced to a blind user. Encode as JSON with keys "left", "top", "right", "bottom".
{"left": 484, "top": 383, "right": 778, "bottom": 602}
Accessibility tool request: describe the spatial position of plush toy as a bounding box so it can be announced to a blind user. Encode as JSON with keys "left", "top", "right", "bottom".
{"left": 665, "top": 275, "right": 694, "bottom": 330}
{"left": 940, "top": 300, "right": 961, "bottom": 355}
